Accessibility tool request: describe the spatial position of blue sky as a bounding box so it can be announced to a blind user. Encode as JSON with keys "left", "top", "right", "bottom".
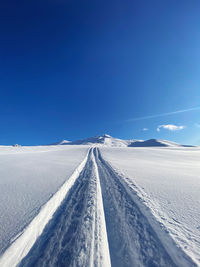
{"left": 0, "top": 0, "right": 200, "bottom": 145}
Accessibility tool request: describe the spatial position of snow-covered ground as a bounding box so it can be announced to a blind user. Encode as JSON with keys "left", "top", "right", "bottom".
{"left": 0, "top": 145, "right": 88, "bottom": 255}
{"left": 0, "top": 140, "right": 199, "bottom": 266}
{"left": 101, "top": 146, "right": 200, "bottom": 266}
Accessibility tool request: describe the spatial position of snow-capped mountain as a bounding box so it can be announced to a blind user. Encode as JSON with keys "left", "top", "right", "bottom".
{"left": 51, "top": 140, "right": 71, "bottom": 145}
{"left": 129, "top": 139, "right": 182, "bottom": 147}
{"left": 51, "top": 134, "right": 134, "bottom": 147}
{"left": 70, "top": 134, "right": 134, "bottom": 147}
{"left": 51, "top": 135, "right": 185, "bottom": 147}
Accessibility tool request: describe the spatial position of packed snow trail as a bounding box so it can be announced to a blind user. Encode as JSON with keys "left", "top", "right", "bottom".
{"left": 94, "top": 148, "right": 196, "bottom": 267}
{"left": 0, "top": 147, "right": 197, "bottom": 267}
{"left": 19, "top": 148, "right": 111, "bottom": 267}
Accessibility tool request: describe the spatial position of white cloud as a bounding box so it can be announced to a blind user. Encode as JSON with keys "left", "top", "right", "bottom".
{"left": 157, "top": 124, "right": 185, "bottom": 132}
{"left": 142, "top": 128, "right": 148, "bottom": 131}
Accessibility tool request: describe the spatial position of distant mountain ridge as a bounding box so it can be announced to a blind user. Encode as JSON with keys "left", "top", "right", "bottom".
{"left": 50, "top": 134, "right": 134, "bottom": 147}
{"left": 129, "top": 139, "right": 183, "bottom": 147}
{"left": 51, "top": 140, "right": 71, "bottom": 145}
{"left": 49, "top": 135, "right": 191, "bottom": 147}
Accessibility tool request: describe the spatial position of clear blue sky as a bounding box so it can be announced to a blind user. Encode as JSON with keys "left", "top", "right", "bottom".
{"left": 0, "top": 0, "right": 200, "bottom": 145}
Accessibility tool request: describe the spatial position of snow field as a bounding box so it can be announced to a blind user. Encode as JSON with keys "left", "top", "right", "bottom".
{"left": 17, "top": 148, "right": 111, "bottom": 267}
{"left": 0, "top": 144, "right": 199, "bottom": 266}
{"left": 101, "top": 146, "right": 200, "bottom": 266}
{"left": 0, "top": 145, "right": 88, "bottom": 255}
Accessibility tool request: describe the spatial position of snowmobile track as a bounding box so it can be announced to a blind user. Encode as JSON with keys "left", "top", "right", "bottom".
{"left": 19, "top": 148, "right": 111, "bottom": 267}
{"left": 0, "top": 147, "right": 197, "bottom": 267}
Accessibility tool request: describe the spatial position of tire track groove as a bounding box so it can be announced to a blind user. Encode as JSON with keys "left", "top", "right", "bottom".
{"left": 94, "top": 147, "right": 196, "bottom": 267}
{"left": 18, "top": 148, "right": 111, "bottom": 267}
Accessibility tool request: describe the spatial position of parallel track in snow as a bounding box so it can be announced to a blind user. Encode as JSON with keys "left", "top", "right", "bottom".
{"left": 94, "top": 148, "right": 196, "bottom": 267}
{"left": 19, "top": 148, "right": 111, "bottom": 267}
{"left": 0, "top": 147, "right": 196, "bottom": 267}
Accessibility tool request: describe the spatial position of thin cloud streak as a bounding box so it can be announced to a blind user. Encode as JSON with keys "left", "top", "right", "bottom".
{"left": 126, "top": 106, "right": 200, "bottom": 122}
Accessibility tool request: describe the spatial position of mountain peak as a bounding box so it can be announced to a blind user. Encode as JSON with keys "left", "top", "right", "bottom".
{"left": 59, "top": 140, "right": 71, "bottom": 144}
{"left": 102, "top": 134, "right": 111, "bottom": 138}
{"left": 54, "top": 134, "right": 131, "bottom": 147}
{"left": 97, "top": 134, "right": 111, "bottom": 139}
{"left": 48, "top": 135, "right": 188, "bottom": 148}
{"left": 49, "top": 139, "right": 71, "bottom": 145}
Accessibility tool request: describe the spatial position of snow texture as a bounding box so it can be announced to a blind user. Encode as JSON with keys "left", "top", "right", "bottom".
{"left": 0, "top": 148, "right": 111, "bottom": 267}
{"left": 101, "top": 146, "right": 200, "bottom": 266}
{"left": 0, "top": 145, "right": 88, "bottom": 255}
{"left": 1, "top": 146, "right": 198, "bottom": 266}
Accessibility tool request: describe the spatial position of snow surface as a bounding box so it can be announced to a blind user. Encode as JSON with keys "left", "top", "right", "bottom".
{"left": 0, "top": 148, "right": 111, "bottom": 267}
{"left": 101, "top": 146, "right": 200, "bottom": 265}
{"left": 1, "top": 147, "right": 194, "bottom": 267}
{"left": 0, "top": 139, "right": 199, "bottom": 266}
{"left": 0, "top": 145, "right": 88, "bottom": 255}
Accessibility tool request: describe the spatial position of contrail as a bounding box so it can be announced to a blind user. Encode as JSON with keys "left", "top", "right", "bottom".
{"left": 126, "top": 106, "right": 200, "bottom": 122}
